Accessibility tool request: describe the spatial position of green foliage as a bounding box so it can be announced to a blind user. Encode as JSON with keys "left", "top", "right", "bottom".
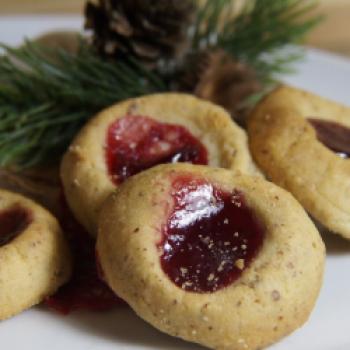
{"left": 193, "top": 0, "right": 322, "bottom": 81}
{"left": 0, "top": 0, "right": 322, "bottom": 168}
{"left": 0, "top": 43, "right": 167, "bottom": 167}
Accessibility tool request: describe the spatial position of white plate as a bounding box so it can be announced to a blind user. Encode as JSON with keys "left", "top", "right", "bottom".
{"left": 1, "top": 15, "right": 350, "bottom": 350}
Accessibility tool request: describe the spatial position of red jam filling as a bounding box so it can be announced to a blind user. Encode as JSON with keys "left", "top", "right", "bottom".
{"left": 0, "top": 206, "right": 32, "bottom": 247}
{"left": 159, "top": 177, "right": 265, "bottom": 293}
{"left": 106, "top": 116, "right": 208, "bottom": 184}
{"left": 309, "top": 118, "right": 350, "bottom": 158}
{"left": 45, "top": 195, "right": 124, "bottom": 314}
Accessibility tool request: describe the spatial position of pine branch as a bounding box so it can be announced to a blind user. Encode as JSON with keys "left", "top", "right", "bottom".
{"left": 0, "top": 43, "right": 168, "bottom": 168}
{"left": 193, "top": 0, "right": 322, "bottom": 82}
{"left": 0, "top": 0, "right": 322, "bottom": 168}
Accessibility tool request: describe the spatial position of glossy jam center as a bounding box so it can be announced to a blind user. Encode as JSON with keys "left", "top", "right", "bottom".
{"left": 106, "top": 116, "right": 208, "bottom": 184}
{"left": 160, "top": 178, "right": 265, "bottom": 293}
{"left": 0, "top": 207, "right": 32, "bottom": 247}
{"left": 309, "top": 118, "right": 350, "bottom": 158}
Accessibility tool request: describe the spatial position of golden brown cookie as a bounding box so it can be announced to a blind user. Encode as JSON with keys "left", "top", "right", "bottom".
{"left": 248, "top": 85, "right": 350, "bottom": 240}
{"left": 0, "top": 189, "right": 71, "bottom": 320}
{"left": 61, "top": 93, "right": 259, "bottom": 236}
{"left": 97, "top": 163, "right": 325, "bottom": 350}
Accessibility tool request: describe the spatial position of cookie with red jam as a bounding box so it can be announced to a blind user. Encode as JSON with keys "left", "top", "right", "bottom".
{"left": 248, "top": 85, "right": 350, "bottom": 240}
{"left": 61, "top": 93, "right": 260, "bottom": 236}
{"left": 0, "top": 189, "right": 71, "bottom": 320}
{"left": 97, "top": 164, "right": 325, "bottom": 350}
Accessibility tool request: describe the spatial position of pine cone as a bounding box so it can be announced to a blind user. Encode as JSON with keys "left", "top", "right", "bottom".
{"left": 180, "top": 50, "right": 262, "bottom": 125}
{"left": 85, "top": 0, "right": 195, "bottom": 67}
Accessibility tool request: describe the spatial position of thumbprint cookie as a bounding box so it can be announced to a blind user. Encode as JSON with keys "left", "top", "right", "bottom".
{"left": 97, "top": 164, "right": 325, "bottom": 350}
{"left": 0, "top": 189, "right": 71, "bottom": 320}
{"left": 61, "top": 93, "right": 260, "bottom": 236}
{"left": 248, "top": 85, "right": 350, "bottom": 239}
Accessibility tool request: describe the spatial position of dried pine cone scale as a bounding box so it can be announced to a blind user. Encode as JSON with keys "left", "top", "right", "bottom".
{"left": 85, "top": 0, "right": 196, "bottom": 66}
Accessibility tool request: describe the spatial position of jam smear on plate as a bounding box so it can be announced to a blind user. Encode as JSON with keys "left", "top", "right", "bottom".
{"left": 309, "top": 118, "right": 350, "bottom": 158}
{"left": 0, "top": 206, "right": 32, "bottom": 247}
{"left": 160, "top": 177, "right": 265, "bottom": 293}
{"left": 45, "top": 195, "right": 124, "bottom": 314}
{"left": 106, "top": 116, "right": 208, "bottom": 184}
